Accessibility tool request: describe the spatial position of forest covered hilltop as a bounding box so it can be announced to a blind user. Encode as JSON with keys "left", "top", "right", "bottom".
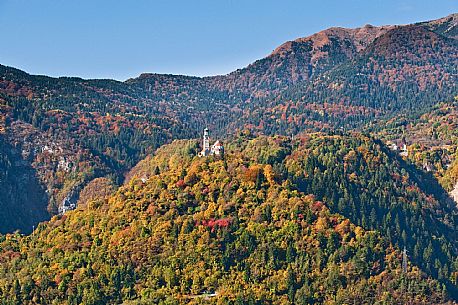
{"left": 0, "top": 135, "right": 457, "bottom": 304}
{"left": 0, "top": 12, "right": 457, "bottom": 304}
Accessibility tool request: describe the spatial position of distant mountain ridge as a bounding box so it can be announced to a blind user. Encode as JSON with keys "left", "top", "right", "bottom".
{"left": 129, "top": 13, "right": 456, "bottom": 97}
{"left": 128, "top": 13, "right": 457, "bottom": 132}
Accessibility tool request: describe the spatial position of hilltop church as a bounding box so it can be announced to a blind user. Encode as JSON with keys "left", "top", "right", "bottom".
{"left": 198, "top": 128, "right": 224, "bottom": 157}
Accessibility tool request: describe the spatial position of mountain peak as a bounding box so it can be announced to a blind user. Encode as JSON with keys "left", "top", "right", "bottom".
{"left": 365, "top": 24, "right": 455, "bottom": 58}
{"left": 271, "top": 23, "right": 395, "bottom": 59}
{"left": 420, "top": 12, "right": 458, "bottom": 39}
{"left": 271, "top": 13, "right": 458, "bottom": 59}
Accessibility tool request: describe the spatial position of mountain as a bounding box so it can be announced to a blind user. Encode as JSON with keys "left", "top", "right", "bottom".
{"left": 222, "top": 23, "right": 395, "bottom": 93}
{"left": 128, "top": 14, "right": 457, "bottom": 135}
{"left": 0, "top": 14, "right": 457, "bottom": 234}
{"left": 0, "top": 66, "right": 182, "bottom": 232}
{"left": 127, "top": 24, "right": 394, "bottom": 99}
{"left": 311, "top": 24, "right": 457, "bottom": 103}
{"left": 0, "top": 136, "right": 456, "bottom": 304}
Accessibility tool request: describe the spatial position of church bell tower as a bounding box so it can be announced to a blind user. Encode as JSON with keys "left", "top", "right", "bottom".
{"left": 202, "top": 128, "right": 210, "bottom": 155}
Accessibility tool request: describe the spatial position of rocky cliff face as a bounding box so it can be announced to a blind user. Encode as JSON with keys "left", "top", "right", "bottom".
{"left": 0, "top": 136, "right": 49, "bottom": 233}
{"left": 4, "top": 120, "right": 100, "bottom": 213}
{"left": 451, "top": 182, "right": 458, "bottom": 205}
{"left": 0, "top": 110, "right": 111, "bottom": 232}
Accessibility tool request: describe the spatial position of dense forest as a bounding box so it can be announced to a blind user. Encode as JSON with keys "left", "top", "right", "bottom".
{"left": 0, "top": 136, "right": 456, "bottom": 304}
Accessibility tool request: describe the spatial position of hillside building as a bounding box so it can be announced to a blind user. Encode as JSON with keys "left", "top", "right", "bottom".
{"left": 199, "top": 128, "right": 224, "bottom": 157}
{"left": 387, "top": 139, "right": 408, "bottom": 157}
{"left": 399, "top": 139, "right": 409, "bottom": 157}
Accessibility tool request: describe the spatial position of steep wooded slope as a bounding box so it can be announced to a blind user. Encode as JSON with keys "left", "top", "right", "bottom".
{"left": 0, "top": 137, "right": 455, "bottom": 304}
{"left": 364, "top": 100, "right": 458, "bottom": 193}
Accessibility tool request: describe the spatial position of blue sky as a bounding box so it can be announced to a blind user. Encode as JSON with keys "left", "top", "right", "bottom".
{"left": 0, "top": 0, "right": 456, "bottom": 80}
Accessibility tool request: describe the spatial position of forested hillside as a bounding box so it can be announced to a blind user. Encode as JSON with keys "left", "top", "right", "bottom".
{"left": 365, "top": 99, "right": 458, "bottom": 192}
{"left": 0, "top": 14, "right": 456, "bottom": 234}
{"left": 0, "top": 136, "right": 456, "bottom": 304}
{"left": 284, "top": 134, "right": 458, "bottom": 293}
